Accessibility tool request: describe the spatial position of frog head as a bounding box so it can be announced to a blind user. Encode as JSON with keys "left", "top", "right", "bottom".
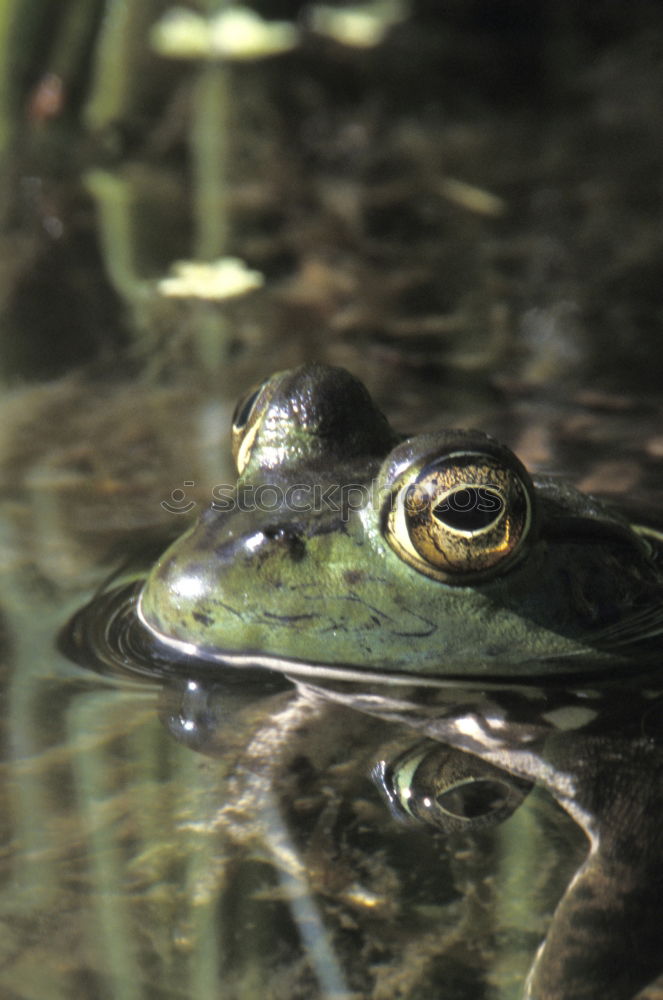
{"left": 138, "top": 364, "right": 663, "bottom": 683}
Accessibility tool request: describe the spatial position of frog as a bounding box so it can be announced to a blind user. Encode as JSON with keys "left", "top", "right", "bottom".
{"left": 132, "top": 365, "right": 663, "bottom": 999}
{"left": 138, "top": 363, "right": 663, "bottom": 681}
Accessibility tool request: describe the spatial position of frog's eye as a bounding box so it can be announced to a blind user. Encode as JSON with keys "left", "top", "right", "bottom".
{"left": 231, "top": 379, "right": 271, "bottom": 474}
{"left": 232, "top": 386, "right": 262, "bottom": 432}
{"left": 375, "top": 743, "right": 531, "bottom": 833}
{"left": 384, "top": 447, "right": 533, "bottom": 582}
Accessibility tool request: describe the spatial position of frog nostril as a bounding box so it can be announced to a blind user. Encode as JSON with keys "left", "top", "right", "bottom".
{"left": 263, "top": 524, "right": 287, "bottom": 540}
{"left": 263, "top": 525, "right": 307, "bottom": 562}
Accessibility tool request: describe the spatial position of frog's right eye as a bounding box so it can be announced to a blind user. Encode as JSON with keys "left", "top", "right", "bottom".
{"left": 382, "top": 437, "right": 535, "bottom": 583}
{"left": 231, "top": 378, "right": 271, "bottom": 474}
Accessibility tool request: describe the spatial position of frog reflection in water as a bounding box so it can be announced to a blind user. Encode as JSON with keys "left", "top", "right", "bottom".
{"left": 137, "top": 365, "right": 663, "bottom": 1000}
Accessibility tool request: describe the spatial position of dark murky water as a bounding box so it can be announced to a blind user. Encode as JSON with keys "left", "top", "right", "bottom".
{"left": 2, "top": 3, "right": 663, "bottom": 998}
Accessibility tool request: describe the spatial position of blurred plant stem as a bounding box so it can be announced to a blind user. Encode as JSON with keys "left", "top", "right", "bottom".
{"left": 85, "top": 0, "right": 237, "bottom": 376}
{"left": 85, "top": 0, "right": 168, "bottom": 131}
{"left": 0, "top": 0, "right": 25, "bottom": 164}
{"left": 1, "top": 0, "right": 259, "bottom": 379}
{"left": 190, "top": 0, "right": 233, "bottom": 377}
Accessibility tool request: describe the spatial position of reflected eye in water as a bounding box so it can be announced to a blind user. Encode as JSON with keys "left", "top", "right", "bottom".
{"left": 374, "top": 741, "right": 532, "bottom": 833}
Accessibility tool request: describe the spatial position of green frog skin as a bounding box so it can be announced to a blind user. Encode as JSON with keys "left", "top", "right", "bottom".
{"left": 138, "top": 363, "right": 663, "bottom": 683}
{"left": 135, "top": 364, "right": 663, "bottom": 1000}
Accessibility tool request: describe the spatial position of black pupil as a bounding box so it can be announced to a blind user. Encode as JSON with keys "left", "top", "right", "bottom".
{"left": 232, "top": 388, "right": 261, "bottom": 430}
{"left": 433, "top": 487, "right": 503, "bottom": 532}
{"left": 437, "top": 779, "right": 510, "bottom": 819}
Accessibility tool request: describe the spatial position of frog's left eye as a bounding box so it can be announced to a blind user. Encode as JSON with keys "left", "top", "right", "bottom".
{"left": 384, "top": 445, "right": 534, "bottom": 582}
{"left": 231, "top": 378, "right": 271, "bottom": 474}
{"left": 232, "top": 385, "right": 262, "bottom": 432}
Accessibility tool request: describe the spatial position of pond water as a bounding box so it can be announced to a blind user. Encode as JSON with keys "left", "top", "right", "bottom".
{"left": 1, "top": 371, "right": 663, "bottom": 1000}
{"left": 3, "top": 3, "right": 663, "bottom": 999}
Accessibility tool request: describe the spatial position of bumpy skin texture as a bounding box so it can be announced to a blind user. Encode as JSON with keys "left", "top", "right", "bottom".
{"left": 139, "top": 363, "right": 663, "bottom": 679}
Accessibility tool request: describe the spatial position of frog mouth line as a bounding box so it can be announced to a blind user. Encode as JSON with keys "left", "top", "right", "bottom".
{"left": 134, "top": 590, "right": 649, "bottom": 692}
{"left": 134, "top": 594, "right": 462, "bottom": 687}
{"left": 62, "top": 579, "right": 661, "bottom": 695}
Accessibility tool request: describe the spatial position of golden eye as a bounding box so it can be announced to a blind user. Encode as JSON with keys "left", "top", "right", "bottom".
{"left": 231, "top": 379, "right": 269, "bottom": 474}
{"left": 232, "top": 385, "right": 262, "bottom": 432}
{"left": 385, "top": 447, "right": 534, "bottom": 582}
